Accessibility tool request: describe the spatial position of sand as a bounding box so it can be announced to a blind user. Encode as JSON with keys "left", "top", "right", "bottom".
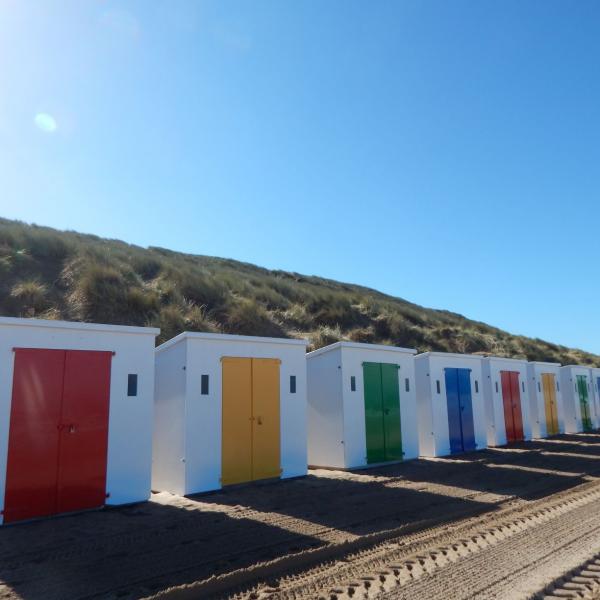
{"left": 3, "top": 433, "right": 600, "bottom": 599}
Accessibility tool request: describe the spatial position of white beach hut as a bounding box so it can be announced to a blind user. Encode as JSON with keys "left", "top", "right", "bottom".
{"left": 0, "top": 317, "right": 158, "bottom": 524}
{"left": 307, "top": 342, "right": 418, "bottom": 469}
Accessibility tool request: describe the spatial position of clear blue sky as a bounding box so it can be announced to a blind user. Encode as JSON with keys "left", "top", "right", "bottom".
{"left": 1, "top": 1, "right": 599, "bottom": 353}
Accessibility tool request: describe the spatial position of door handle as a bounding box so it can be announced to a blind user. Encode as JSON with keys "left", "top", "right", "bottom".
{"left": 257, "top": 416, "right": 263, "bottom": 425}
{"left": 57, "top": 424, "right": 76, "bottom": 433}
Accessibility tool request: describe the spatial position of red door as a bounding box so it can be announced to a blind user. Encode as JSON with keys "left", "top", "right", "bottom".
{"left": 509, "top": 372, "right": 524, "bottom": 441}
{"left": 57, "top": 351, "right": 112, "bottom": 514}
{"left": 3, "top": 349, "right": 112, "bottom": 523}
{"left": 4, "top": 350, "right": 65, "bottom": 523}
{"left": 500, "top": 371, "right": 524, "bottom": 443}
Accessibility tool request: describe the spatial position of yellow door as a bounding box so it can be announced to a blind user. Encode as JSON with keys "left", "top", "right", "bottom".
{"left": 221, "top": 358, "right": 253, "bottom": 485}
{"left": 542, "top": 373, "right": 559, "bottom": 435}
{"left": 251, "top": 358, "right": 281, "bottom": 481}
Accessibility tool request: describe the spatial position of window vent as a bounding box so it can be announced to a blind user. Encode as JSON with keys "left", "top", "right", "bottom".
{"left": 201, "top": 374, "right": 209, "bottom": 395}
{"left": 127, "top": 374, "right": 138, "bottom": 397}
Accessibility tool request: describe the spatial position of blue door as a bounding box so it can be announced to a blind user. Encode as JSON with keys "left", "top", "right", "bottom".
{"left": 445, "top": 368, "right": 463, "bottom": 453}
{"left": 457, "top": 369, "right": 476, "bottom": 451}
{"left": 444, "top": 368, "right": 476, "bottom": 453}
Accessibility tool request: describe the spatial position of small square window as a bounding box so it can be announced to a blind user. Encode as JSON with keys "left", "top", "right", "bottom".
{"left": 474, "top": 380, "right": 479, "bottom": 393}
{"left": 350, "top": 376, "right": 356, "bottom": 392}
{"left": 290, "top": 375, "right": 296, "bottom": 394}
{"left": 405, "top": 378, "right": 410, "bottom": 392}
{"left": 436, "top": 380, "right": 441, "bottom": 394}
{"left": 127, "top": 374, "right": 138, "bottom": 397}
{"left": 201, "top": 374, "right": 209, "bottom": 395}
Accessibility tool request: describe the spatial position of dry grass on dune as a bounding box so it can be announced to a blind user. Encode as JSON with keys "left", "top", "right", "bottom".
{"left": 0, "top": 216, "right": 597, "bottom": 366}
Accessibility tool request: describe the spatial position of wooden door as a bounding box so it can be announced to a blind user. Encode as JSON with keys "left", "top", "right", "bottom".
{"left": 57, "top": 351, "right": 112, "bottom": 514}
{"left": 4, "top": 349, "right": 65, "bottom": 523}
{"left": 221, "top": 358, "right": 253, "bottom": 485}
{"left": 251, "top": 359, "right": 280, "bottom": 481}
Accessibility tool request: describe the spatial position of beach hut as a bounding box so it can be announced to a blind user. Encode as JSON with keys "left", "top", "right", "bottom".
{"left": 560, "top": 366, "right": 596, "bottom": 433}
{"left": 0, "top": 317, "right": 158, "bottom": 525}
{"left": 152, "top": 332, "right": 308, "bottom": 495}
{"left": 307, "top": 342, "right": 418, "bottom": 469}
{"left": 482, "top": 357, "right": 532, "bottom": 446}
{"left": 415, "top": 352, "right": 486, "bottom": 457}
{"left": 526, "top": 362, "right": 564, "bottom": 438}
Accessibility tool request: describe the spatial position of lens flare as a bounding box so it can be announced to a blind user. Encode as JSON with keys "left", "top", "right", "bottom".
{"left": 34, "top": 113, "right": 57, "bottom": 133}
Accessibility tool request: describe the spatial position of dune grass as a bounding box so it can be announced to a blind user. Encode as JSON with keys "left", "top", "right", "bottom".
{"left": 0, "top": 217, "right": 597, "bottom": 366}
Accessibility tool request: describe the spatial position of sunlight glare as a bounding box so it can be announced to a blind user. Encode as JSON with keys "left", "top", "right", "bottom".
{"left": 34, "top": 113, "right": 57, "bottom": 133}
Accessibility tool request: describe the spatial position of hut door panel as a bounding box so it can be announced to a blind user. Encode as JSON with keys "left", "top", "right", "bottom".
{"left": 381, "top": 364, "right": 402, "bottom": 461}
{"left": 509, "top": 372, "right": 524, "bottom": 440}
{"left": 457, "top": 369, "right": 476, "bottom": 451}
{"left": 445, "top": 369, "right": 463, "bottom": 453}
{"left": 582, "top": 377, "right": 591, "bottom": 430}
{"left": 577, "top": 375, "right": 592, "bottom": 432}
{"left": 221, "top": 358, "right": 253, "bottom": 485}
{"left": 541, "top": 374, "right": 552, "bottom": 434}
{"left": 500, "top": 371, "right": 516, "bottom": 442}
{"left": 57, "top": 351, "right": 112, "bottom": 514}
{"left": 542, "top": 373, "right": 558, "bottom": 435}
{"left": 445, "top": 368, "right": 475, "bottom": 453}
{"left": 4, "top": 349, "right": 65, "bottom": 523}
{"left": 501, "top": 371, "right": 524, "bottom": 443}
{"left": 547, "top": 374, "right": 559, "bottom": 434}
{"left": 363, "top": 363, "right": 386, "bottom": 463}
{"left": 251, "top": 359, "right": 280, "bottom": 481}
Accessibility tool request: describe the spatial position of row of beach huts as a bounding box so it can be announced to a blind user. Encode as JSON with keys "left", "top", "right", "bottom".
{"left": 0, "top": 316, "right": 598, "bottom": 524}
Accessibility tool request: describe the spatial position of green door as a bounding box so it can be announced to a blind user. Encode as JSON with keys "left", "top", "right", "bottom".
{"left": 363, "top": 362, "right": 402, "bottom": 464}
{"left": 381, "top": 364, "right": 403, "bottom": 461}
{"left": 576, "top": 375, "right": 593, "bottom": 432}
{"left": 363, "top": 363, "right": 386, "bottom": 463}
